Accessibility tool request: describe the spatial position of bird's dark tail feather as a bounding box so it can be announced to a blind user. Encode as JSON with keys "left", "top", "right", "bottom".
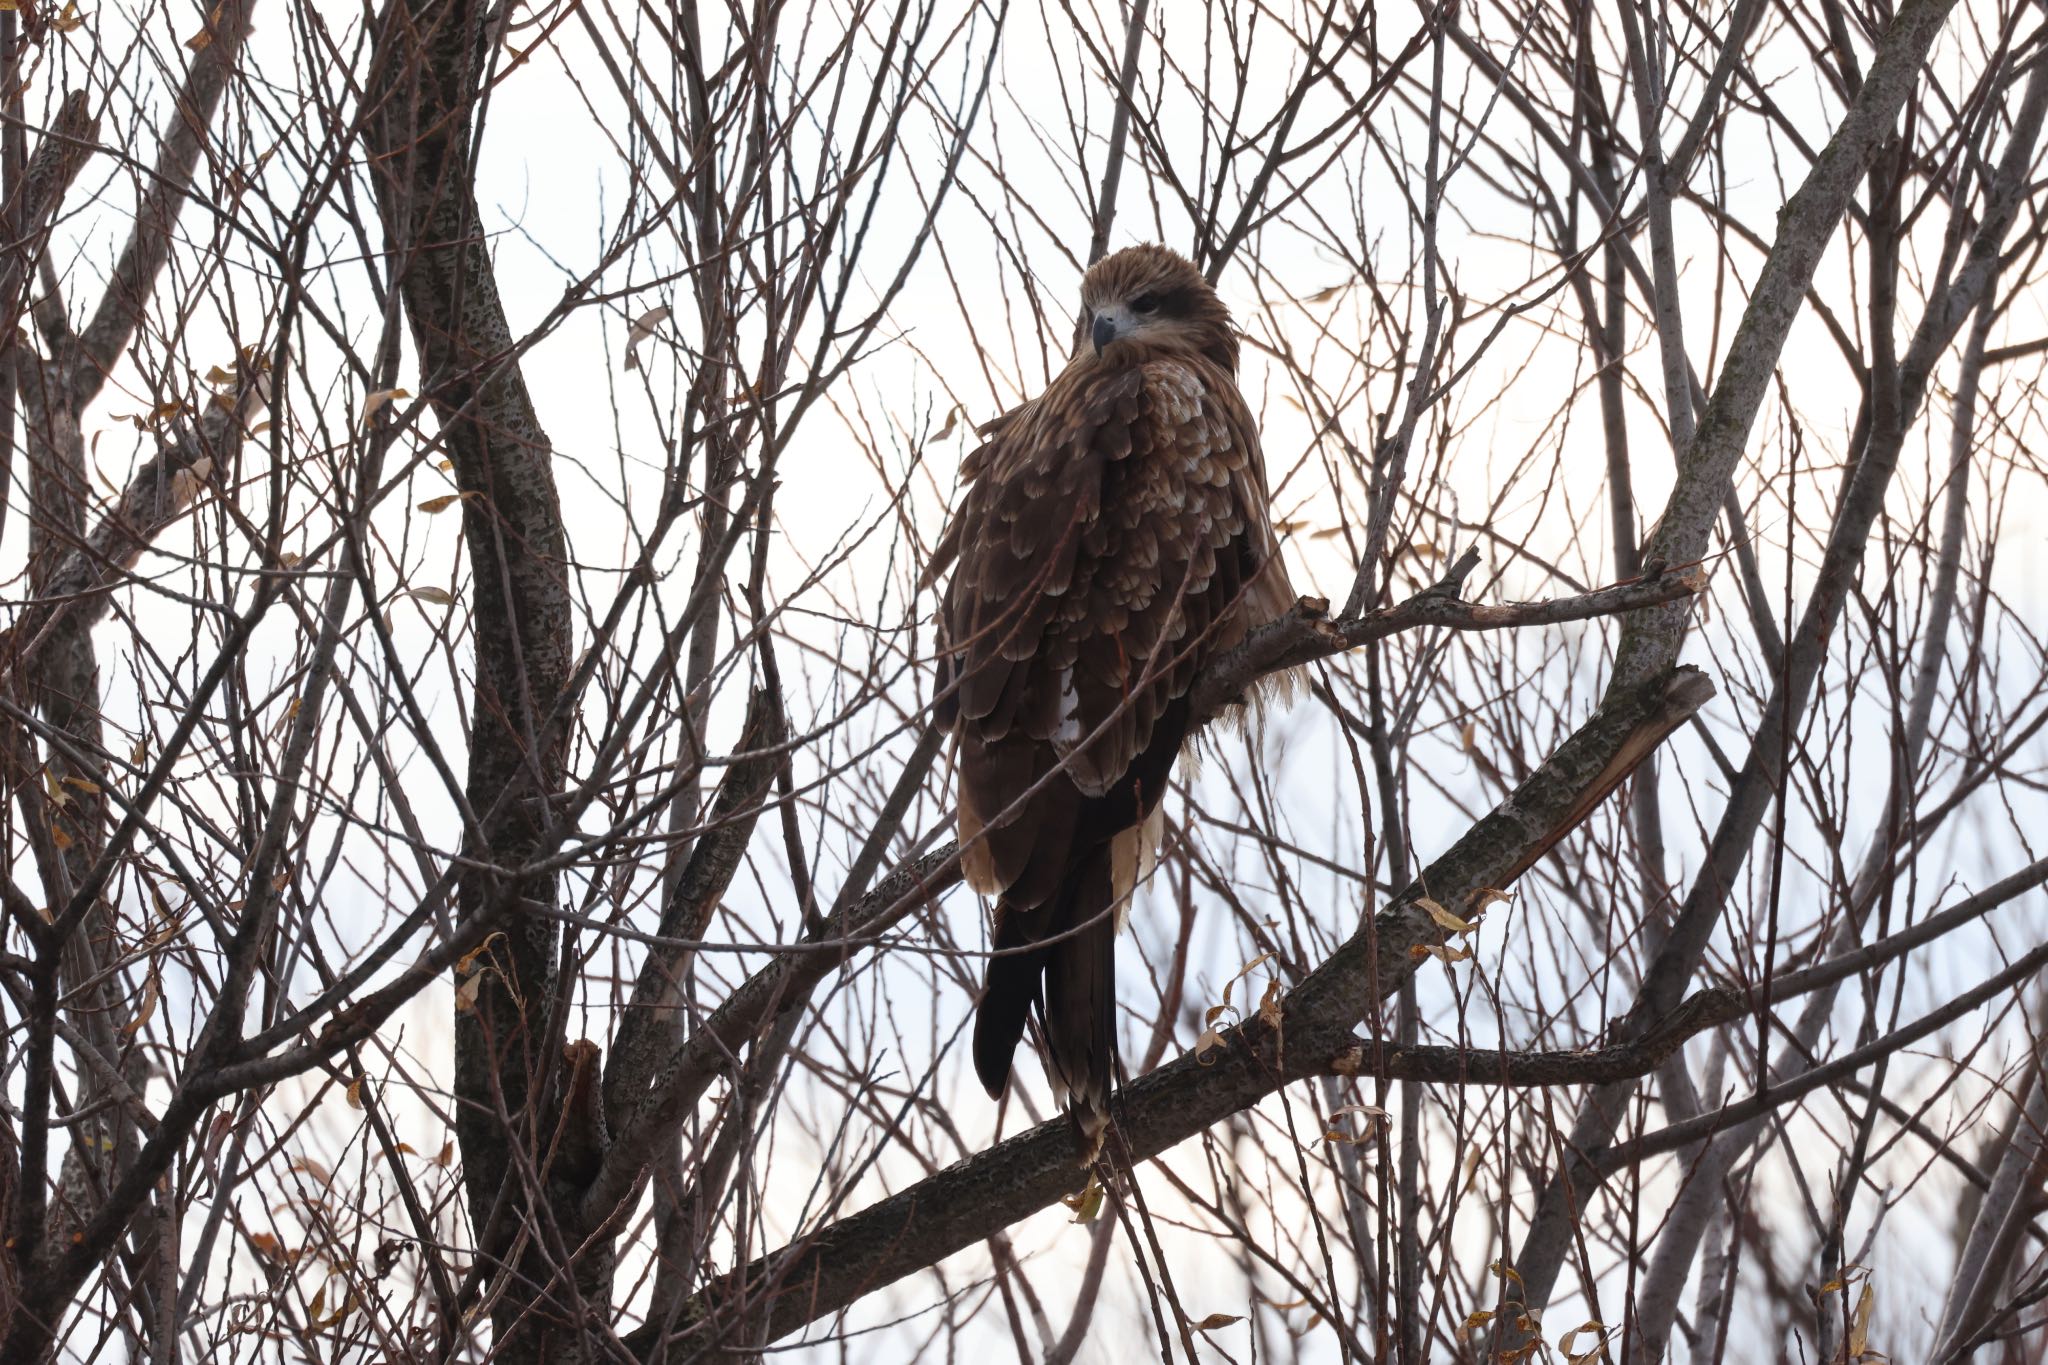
{"left": 1041, "top": 842, "right": 1118, "bottom": 1128}
{"left": 973, "top": 910, "right": 1043, "bottom": 1098}
{"left": 972, "top": 844, "right": 1120, "bottom": 1129}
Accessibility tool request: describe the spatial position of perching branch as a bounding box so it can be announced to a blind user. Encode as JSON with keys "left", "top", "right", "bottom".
{"left": 651, "top": 659, "right": 1715, "bottom": 1354}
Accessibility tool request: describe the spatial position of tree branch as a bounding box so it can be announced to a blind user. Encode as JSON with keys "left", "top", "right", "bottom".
{"left": 642, "top": 660, "right": 1715, "bottom": 1354}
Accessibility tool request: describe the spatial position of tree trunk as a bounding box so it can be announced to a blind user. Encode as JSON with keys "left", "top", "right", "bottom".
{"left": 364, "top": 2, "right": 594, "bottom": 1357}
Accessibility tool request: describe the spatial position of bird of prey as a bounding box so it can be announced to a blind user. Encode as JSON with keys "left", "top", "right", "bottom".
{"left": 932, "top": 243, "right": 1296, "bottom": 1138}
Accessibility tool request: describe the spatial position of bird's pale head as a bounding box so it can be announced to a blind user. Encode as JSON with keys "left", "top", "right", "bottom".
{"left": 1076, "top": 244, "right": 1238, "bottom": 372}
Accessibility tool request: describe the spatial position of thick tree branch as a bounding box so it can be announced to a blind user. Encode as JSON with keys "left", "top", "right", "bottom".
{"left": 642, "top": 661, "right": 1714, "bottom": 1355}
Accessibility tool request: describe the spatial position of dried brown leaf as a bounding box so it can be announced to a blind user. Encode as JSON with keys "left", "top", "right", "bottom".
{"left": 121, "top": 973, "right": 159, "bottom": 1036}
{"left": 361, "top": 387, "right": 409, "bottom": 427}
{"left": 1848, "top": 1284, "right": 1873, "bottom": 1356}
{"left": 622, "top": 305, "right": 670, "bottom": 371}
{"left": 184, "top": 3, "right": 221, "bottom": 49}
{"left": 1420, "top": 897, "right": 1475, "bottom": 935}
{"left": 1061, "top": 1174, "right": 1104, "bottom": 1224}
{"left": 1559, "top": 1320, "right": 1608, "bottom": 1363}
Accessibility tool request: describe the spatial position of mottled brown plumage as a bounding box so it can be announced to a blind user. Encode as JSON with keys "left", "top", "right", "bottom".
{"left": 933, "top": 244, "right": 1295, "bottom": 1135}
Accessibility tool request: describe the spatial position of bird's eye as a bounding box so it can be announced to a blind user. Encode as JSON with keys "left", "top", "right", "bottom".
{"left": 1131, "top": 292, "right": 1159, "bottom": 314}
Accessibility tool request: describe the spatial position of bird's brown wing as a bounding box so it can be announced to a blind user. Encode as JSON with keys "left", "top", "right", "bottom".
{"left": 939, "top": 352, "right": 1290, "bottom": 1111}
{"left": 938, "top": 364, "right": 1126, "bottom": 901}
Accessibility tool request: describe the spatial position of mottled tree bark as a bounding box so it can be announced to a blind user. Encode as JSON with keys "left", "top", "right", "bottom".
{"left": 364, "top": 2, "right": 585, "bottom": 1357}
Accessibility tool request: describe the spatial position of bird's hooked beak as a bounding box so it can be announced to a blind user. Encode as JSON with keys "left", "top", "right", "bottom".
{"left": 1091, "top": 312, "right": 1118, "bottom": 355}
